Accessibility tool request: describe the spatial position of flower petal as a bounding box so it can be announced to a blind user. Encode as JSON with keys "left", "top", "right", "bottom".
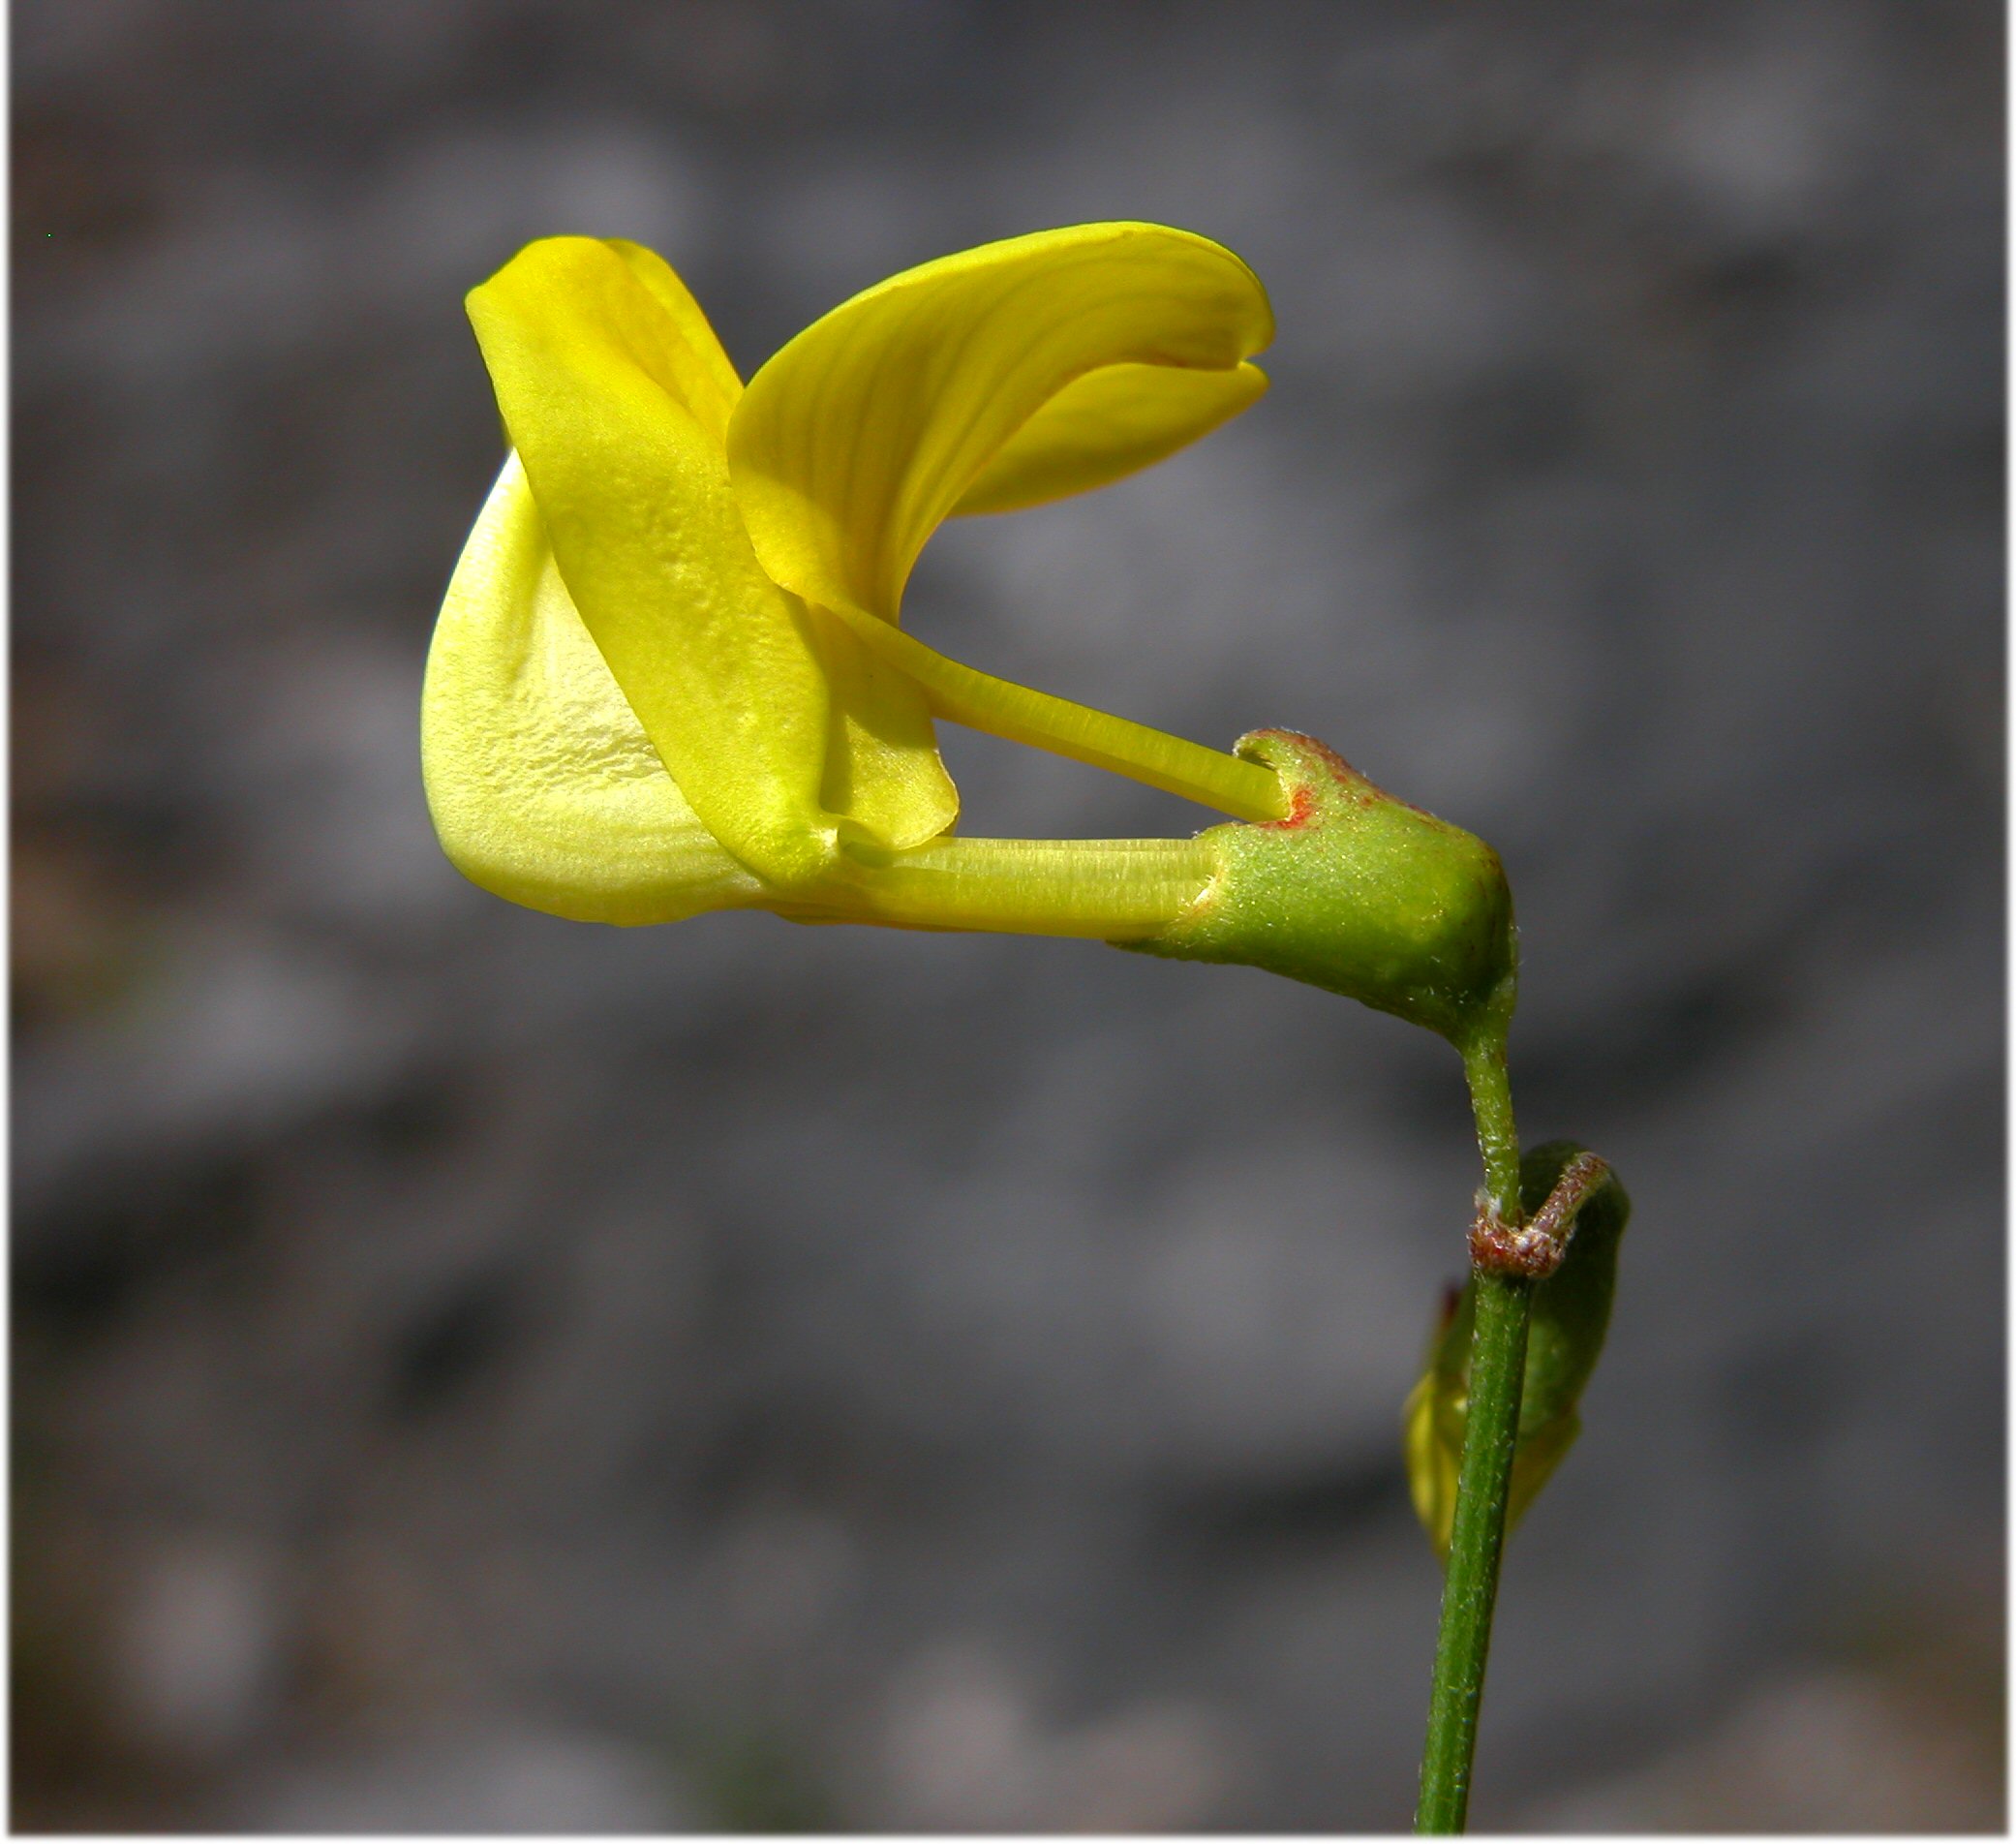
{"left": 468, "top": 236, "right": 954, "bottom": 882}
{"left": 421, "top": 456, "right": 767, "bottom": 924}
{"left": 726, "top": 221, "right": 1274, "bottom": 621}
{"left": 599, "top": 237, "right": 744, "bottom": 445}
{"left": 950, "top": 359, "right": 1268, "bottom": 518}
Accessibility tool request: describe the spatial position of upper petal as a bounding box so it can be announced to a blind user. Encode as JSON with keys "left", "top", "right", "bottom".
{"left": 950, "top": 359, "right": 1268, "bottom": 518}
{"left": 725, "top": 222, "right": 1274, "bottom": 622}
{"left": 421, "top": 456, "right": 767, "bottom": 925}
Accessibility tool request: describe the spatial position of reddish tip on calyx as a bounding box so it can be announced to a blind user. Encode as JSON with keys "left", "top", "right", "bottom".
{"left": 1260, "top": 784, "right": 1319, "bottom": 831}
{"left": 1251, "top": 726, "right": 1443, "bottom": 823}
{"left": 1246, "top": 728, "right": 1364, "bottom": 828}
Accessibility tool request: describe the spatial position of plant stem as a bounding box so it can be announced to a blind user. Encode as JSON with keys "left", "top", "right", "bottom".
{"left": 1414, "top": 1269, "right": 1532, "bottom": 1831}
{"left": 1461, "top": 1029, "right": 1522, "bottom": 1220}
{"left": 1415, "top": 1036, "right": 1529, "bottom": 1833}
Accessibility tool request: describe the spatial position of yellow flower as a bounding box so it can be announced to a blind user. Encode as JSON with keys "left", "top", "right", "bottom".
{"left": 421, "top": 223, "right": 1289, "bottom": 936}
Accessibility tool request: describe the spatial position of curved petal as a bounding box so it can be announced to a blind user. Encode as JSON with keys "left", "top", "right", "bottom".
{"left": 421, "top": 457, "right": 767, "bottom": 925}
{"left": 726, "top": 221, "right": 1274, "bottom": 622}
{"left": 950, "top": 359, "right": 1268, "bottom": 518}
{"left": 600, "top": 237, "right": 744, "bottom": 445}
{"left": 467, "top": 237, "right": 956, "bottom": 881}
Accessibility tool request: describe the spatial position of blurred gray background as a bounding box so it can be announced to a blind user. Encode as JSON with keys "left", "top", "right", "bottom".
{"left": 13, "top": 0, "right": 2003, "bottom": 1830}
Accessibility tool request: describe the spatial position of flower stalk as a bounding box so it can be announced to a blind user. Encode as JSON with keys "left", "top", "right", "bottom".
{"left": 786, "top": 835, "right": 1217, "bottom": 937}
{"left": 814, "top": 596, "right": 1292, "bottom": 824}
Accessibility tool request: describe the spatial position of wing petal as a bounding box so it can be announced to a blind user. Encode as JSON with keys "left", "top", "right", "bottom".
{"left": 421, "top": 457, "right": 766, "bottom": 924}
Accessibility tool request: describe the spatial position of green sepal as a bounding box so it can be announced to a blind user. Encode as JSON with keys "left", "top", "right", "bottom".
{"left": 1405, "top": 1140, "right": 1631, "bottom": 1561}
{"left": 1121, "top": 730, "right": 1516, "bottom": 1048}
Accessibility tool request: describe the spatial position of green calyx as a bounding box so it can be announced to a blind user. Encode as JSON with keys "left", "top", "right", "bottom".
{"left": 1124, "top": 729, "right": 1517, "bottom": 1049}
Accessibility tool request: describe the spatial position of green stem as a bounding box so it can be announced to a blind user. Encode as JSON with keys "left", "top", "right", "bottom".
{"left": 1415, "top": 1271, "right": 1531, "bottom": 1830}
{"left": 1461, "top": 1028, "right": 1522, "bottom": 1220}
{"left": 1416, "top": 1039, "right": 1528, "bottom": 1833}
